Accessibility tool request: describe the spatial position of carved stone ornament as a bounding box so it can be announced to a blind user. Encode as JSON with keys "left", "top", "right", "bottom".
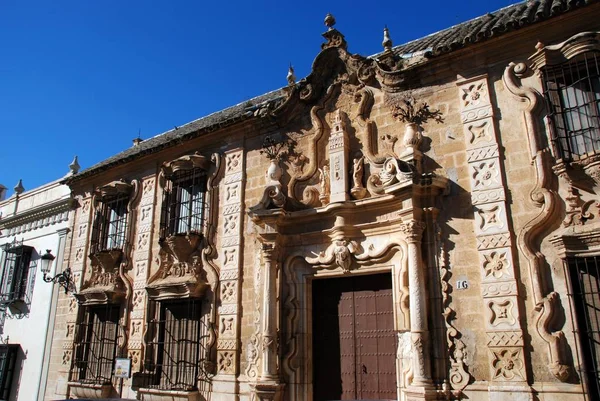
{"left": 305, "top": 239, "right": 359, "bottom": 273}
{"left": 563, "top": 186, "right": 596, "bottom": 227}
{"left": 75, "top": 249, "right": 125, "bottom": 305}
{"left": 95, "top": 179, "right": 133, "bottom": 199}
{"left": 350, "top": 155, "right": 367, "bottom": 200}
{"left": 147, "top": 233, "right": 208, "bottom": 300}
{"left": 304, "top": 238, "right": 400, "bottom": 273}
{"left": 491, "top": 349, "right": 526, "bottom": 381}
{"left": 504, "top": 57, "right": 575, "bottom": 381}
{"left": 367, "top": 157, "right": 415, "bottom": 195}
{"left": 253, "top": 160, "right": 286, "bottom": 210}
{"left": 161, "top": 152, "right": 211, "bottom": 178}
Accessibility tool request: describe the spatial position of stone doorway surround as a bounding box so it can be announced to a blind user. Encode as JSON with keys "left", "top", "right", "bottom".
{"left": 249, "top": 164, "right": 448, "bottom": 401}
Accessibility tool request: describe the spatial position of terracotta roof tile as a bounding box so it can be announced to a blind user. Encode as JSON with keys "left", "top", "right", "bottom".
{"left": 66, "top": 0, "right": 597, "bottom": 183}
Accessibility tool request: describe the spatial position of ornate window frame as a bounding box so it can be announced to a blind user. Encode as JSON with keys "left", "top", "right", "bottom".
{"left": 147, "top": 152, "right": 219, "bottom": 300}
{"left": 75, "top": 179, "right": 139, "bottom": 306}
{"left": 530, "top": 31, "right": 600, "bottom": 181}
{"left": 139, "top": 152, "right": 222, "bottom": 401}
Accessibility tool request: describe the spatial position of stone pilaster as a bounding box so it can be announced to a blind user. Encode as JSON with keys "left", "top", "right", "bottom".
{"left": 128, "top": 177, "right": 156, "bottom": 373}
{"left": 62, "top": 195, "right": 93, "bottom": 393}
{"left": 457, "top": 75, "right": 530, "bottom": 398}
{"left": 213, "top": 149, "right": 244, "bottom": 400}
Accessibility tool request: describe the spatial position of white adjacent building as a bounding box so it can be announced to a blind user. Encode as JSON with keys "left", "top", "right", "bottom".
{"left": 0, "top": 161, "right": 77, "bottom": 401}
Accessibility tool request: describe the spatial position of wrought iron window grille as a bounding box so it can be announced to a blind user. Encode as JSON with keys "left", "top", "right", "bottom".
{"left": 70, "top": 304, "right": 122, "bottom": 385}
{"left": 0, "top": 344, "right": 19, "bottom": 401}
{"left": 160, "top": 169, "right": 208, "bottom": 241}
{"left": 143, "top": 298, "right": 212, "bottom": 391}
{"left": 0, "top": 240, "right": 36, "bottom": 307}
{"left": 564, "top": 256, "right": 600, "bottom": 400}
{"left": 90, "top": 194, "right": 129, "bottom": 255}
{"left": 543, "top": 51, "right": 600, "bottom": 163}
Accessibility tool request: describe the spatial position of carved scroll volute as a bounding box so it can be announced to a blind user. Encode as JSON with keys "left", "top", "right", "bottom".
{"left": 503, "top": 61, "right": 573, "bottom": 382}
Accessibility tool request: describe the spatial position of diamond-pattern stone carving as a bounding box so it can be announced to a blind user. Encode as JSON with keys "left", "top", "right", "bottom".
{"left": 487, "top": 331, "right": 523, "bottom": 347}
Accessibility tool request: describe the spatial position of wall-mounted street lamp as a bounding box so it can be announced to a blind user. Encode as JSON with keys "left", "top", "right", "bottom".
{"left": 40, "top": 250, "right": 75, "bottom": 294}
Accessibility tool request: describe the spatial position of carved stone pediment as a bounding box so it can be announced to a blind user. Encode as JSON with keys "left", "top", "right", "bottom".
{"left": 161, "top": 152, "right": 211, "bottom": 178}
{"left": 95, "top": 179, "right": 133, "bottom": 199}
{"left": 76, "top": 249, "right": 126, "bottom": 305}
{"left": 147, "top": 233, "right": 208, "bottom": 300}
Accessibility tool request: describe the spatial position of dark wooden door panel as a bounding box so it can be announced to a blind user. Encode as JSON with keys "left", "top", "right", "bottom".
{"left": 313, "top": 273, "right": 397, "bottom": 401}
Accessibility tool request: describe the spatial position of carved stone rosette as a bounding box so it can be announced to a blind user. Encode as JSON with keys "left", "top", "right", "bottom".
{"left": 457, "top": 75, "right": 529, "bottom": 390}
{"left": 216, "top": 149, "right": 245, "bottom": 377}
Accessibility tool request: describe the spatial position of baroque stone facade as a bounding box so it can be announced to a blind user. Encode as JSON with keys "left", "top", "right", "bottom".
{"left": 44, "top": 2, "right": 600, "bottom": 400}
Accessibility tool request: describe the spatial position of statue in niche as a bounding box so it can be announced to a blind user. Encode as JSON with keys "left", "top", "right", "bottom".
{"left": 319, "top": 164, "right": 330, "bottom": 204}
{"left": 351, "top": 155, "right": 368, "bottom": 199}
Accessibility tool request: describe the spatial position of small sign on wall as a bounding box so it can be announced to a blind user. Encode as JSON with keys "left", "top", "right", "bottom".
{"left": 114, "top": 357, "right": 132, "bottom": 379}
{"left": 456, "top": 275, "right": 469, "bottom": 291}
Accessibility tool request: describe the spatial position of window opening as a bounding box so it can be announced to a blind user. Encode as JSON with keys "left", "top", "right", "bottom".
{"left": 543, "top": 52, "right": 600, "bottom": 162}
{"left": 71, "top": 304, "right": 121, "bottom": 385}
{"left": 160, "top": 169, "right": 208, "bottom": 240}
{"left": 0, "top": 345, "right": 18, "bottom": 401}
{"left": 0, "top": 242, "right": 33, "bottom": 304}
{"left": 90, "top": 194, "right": 129, "bottom": 254}
{"left": 144, "top": 298, "right": 210, "bottom": 390}
{"left": 565, "top": 256, "right": 600, "bottom": 400}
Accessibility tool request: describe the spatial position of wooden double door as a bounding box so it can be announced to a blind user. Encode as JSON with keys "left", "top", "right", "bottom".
{"left": 312, "top": 273, "right": 397, "bottom": 401}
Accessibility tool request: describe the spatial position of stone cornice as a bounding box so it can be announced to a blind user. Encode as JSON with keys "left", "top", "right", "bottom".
{"left": 0, "top": 197, "right": 74, "bottom": 233}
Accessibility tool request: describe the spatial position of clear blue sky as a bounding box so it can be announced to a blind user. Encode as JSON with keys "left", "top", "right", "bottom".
{"left": 1, "top": 0, "right": 518, "bottom": 195}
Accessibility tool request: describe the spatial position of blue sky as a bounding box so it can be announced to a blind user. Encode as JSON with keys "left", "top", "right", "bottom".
{"left": 0, "top": 0, "right": 518, "bottom": 195}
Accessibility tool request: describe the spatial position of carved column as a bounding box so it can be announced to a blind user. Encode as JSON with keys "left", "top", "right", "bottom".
{"left": 259, "top": 241, "right": 279, "bottom": 381}
{"left": 401, "top": 220, "right": 432, "bottom": 386}
{"left": 457, "top": 75, "right": 530, "bottom": 396}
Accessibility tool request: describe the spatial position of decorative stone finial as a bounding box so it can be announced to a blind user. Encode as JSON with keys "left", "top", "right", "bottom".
{"left": 14, "top": 179, "right": 24, "bottom": 195}
{"left": 0, "top": 184, "right": 7, "bottom": 202}
{"left": 287, "top": 64, "right": 296, "bottom": 86}
{"left": 324, "top": 13, "right": 336, "bottom": 30}
{"left": 321, "top": 13, "right": 347, "bottom": 51}
{"left": 69, "top": 156, "right": 80, "bottom": 175}
{"left": 383, "top": 26, "right": 393, "bottom": 52}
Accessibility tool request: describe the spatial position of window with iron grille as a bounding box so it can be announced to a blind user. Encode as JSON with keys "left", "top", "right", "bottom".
{"left": 71, "top": 304, "right": 121, "bottom": 385}
{"left": 144, "top": 299, "right": 210, "bottom": 390}
{"left": 0, "top": 345, "right": 18, "bottom": 401}
{"left": 543, "top": 52, "right": 600, "bottom": 162}
{"left": 90, "top": 194, "right": 129, "bottom": 254}
{"left": 564, "top": 256, "right": 600, "bottom": 400}
{"left": 160, "top": 169, "right": 208, "bottom": 240}
{"left": 0, "top": 244, "right": 33, "bottom": 304}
